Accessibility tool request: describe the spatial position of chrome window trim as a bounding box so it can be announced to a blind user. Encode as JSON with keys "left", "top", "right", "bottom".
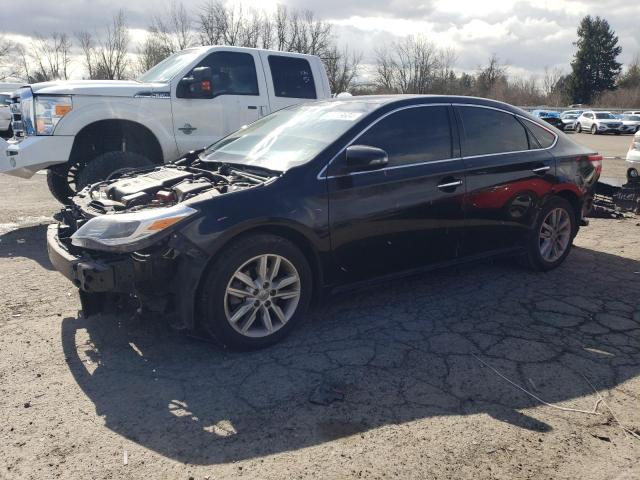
{"left": 452, "top": 103, "right": 559, "bottom": 156}
{"left": 317, "top": 103, "right": 454, "bottom": 180}
{"left": 317, "top": 101, "right": 558, "bottom": 180}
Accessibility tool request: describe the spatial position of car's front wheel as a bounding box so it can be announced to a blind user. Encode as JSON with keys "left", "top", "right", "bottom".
{"left": 591, "top": 124, "right": 598, "bottom": 135}
{"left": 575, "top": 123, "right": 581, "bottom": 133}
{"left": 199, "top": 234, "right": 313, "bottom": 350}
{"left": 523, "top": 196, "right": 576, "bottom": 271}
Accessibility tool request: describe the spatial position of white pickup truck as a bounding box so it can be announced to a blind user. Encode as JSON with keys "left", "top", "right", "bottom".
{"left": 1, "top": 46, "right": 331, "bottom": 202}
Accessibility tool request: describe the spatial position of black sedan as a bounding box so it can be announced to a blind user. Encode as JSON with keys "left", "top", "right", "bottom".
{"left": 48, "top": 95, "right": 602, "bottom": 350}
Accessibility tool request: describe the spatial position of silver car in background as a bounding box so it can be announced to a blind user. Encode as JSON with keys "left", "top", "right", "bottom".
{"left": 575, "top": 111, "right": 635, "bottom": 135}
{"left": 560, "top": 112, "right": 580, "bottom": 131}
{"left": 620, "top": 114, "right": 640, "bottom": 133}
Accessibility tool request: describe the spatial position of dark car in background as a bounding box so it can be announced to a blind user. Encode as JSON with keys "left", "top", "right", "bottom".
{"left": 47, "top": 95, "right": 602, "bottom": 350}
{"left": 531, "top": 109, "right": 565, "bottom": 130}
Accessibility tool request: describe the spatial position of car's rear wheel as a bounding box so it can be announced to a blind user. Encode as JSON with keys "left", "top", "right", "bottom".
{"left": 523, "top": 196, "right": 576, "bottom": 271}
{"left": 591, "top": 124, "right": 598, "bottom": 135}
{"left": 199, "top": 234, "right": 312, "bottom": 350}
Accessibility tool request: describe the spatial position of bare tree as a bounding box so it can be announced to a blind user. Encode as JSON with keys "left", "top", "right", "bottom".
{"left": 0, "top": 35, "right": 20, "bottom": 81}
{"left": 324, "top": 46, "right": 362, "bottom": 93}
{"left": 151, "top": 1, "right": 193, "bottom": 52}
{"left": 374, "top": 36, "right": 440, "bottom": 93}
{"left": 136, "top": 2, "right": 194, "bottom": 75}
{"left": 27, "top": 33, "right": 72, "bottom": 81}
{"left": 475, "top": 54, "right": 508, "bottom": 97}
{"left": 77, "top": 11, "right": 130, "bottom": 80}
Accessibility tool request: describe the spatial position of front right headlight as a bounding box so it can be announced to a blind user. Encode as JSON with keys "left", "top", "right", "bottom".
{"left": 71, "top": 204, "right": 197, "bottom": 252}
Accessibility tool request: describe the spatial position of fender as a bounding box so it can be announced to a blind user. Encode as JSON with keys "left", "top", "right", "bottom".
{"left": 54, "top": 99, "right": 179, "bottom": 162}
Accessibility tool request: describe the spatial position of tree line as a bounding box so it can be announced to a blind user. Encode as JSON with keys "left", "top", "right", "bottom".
{"left": 0, "top": 3, "right": 637, "bottom": 107}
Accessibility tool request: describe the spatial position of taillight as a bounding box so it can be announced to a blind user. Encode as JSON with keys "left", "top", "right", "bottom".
{"left": 588, "top": 154, "right": 603, "bottom": 174}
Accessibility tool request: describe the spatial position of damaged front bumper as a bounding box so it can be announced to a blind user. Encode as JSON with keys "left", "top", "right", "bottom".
{"left": 46, "top": 222, "right": 208, "bottom": 326}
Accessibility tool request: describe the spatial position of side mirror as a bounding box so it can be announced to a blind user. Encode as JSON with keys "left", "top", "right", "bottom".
{"left": 178, "top": 66, "right": 213, "bottom": 99}
{"left": 345, "top": 145, "right": 388, "bottom": 172}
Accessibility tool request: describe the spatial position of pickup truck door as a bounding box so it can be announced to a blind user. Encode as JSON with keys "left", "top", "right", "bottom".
{"left": 171, "top": 50, "right": 270, "bottom": 156}
{"left": 257, "top": 52, "right": 327, "bottom": 113}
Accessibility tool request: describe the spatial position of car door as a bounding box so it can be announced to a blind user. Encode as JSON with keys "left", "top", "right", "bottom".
{"left": 327, "top": 104, "right": 467, "bottom": 283}
{"left": 258, "top": 53, "right": 323, "bottom": 112}
{"left": 454, "top": 104, "right": 556, "bottom": 256}
{"left": 171, "top": 50, "right": 270, "bottom": 155}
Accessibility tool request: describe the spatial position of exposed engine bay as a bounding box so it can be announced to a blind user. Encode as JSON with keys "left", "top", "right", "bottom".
{"left": 71, "top": 159, "right": 278, "bottom": 218}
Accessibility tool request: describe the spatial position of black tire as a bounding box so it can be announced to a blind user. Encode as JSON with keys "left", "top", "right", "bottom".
{"left": 614, "top": 131, "right": 621, "bottom": 135}
{"left": 575, "top": 123, "right": 581, "bottom": 133}
{"left": 47, "top": 166, "right": 76, "bottom": 204}
{"left": 591, "top": 124, "right": 598, "bottom": 135}
{"left": 199, "top": 234, "right": 313, "bottom": 350}
{"left": 75, "top": 151, "right": 154, "bottom": 191}
{"left": 522, "top": 196, "right": 576, "bottom": 272}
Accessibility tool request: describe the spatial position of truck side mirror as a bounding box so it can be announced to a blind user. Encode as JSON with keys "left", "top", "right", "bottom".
{"left": 178, "top": 66, "right": 214, "bottom": 99}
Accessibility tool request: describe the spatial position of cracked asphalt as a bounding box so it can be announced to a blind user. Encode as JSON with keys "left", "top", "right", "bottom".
{"left": 0, "top": 166, "right": 639, "bottom": 480}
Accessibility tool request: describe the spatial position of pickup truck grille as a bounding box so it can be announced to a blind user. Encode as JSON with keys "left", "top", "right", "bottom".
{"left": 10, "top": 97, "right": 24, "bottom": 137}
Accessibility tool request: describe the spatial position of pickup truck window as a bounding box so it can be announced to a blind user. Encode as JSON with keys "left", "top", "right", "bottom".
{"left": 138, "top": 49, "right": 202, "bottom": 83}
{"left": 184, "top": 51, "right": 259, "bottom": 97}
{"left": 268, "top": 56, "right": 317, "bottom": 99}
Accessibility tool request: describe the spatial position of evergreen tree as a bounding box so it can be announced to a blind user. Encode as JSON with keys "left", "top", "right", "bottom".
{"left": 618, "top": 54, "right": 640, "bottom": 89}
{"left": 568, "top": 16, "right": 622, "bottom": 104}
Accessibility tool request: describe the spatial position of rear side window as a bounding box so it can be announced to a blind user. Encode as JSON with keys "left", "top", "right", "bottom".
{"left": 268, "top": 55, "right": 317, "bottom": 99}
{"left": 188, "top": 51, "right": 258, "bottom": 97}
{"left": 355, "top": 106, "right": 452, "bottom": 167}
{"left": 525, "top": 121, "right": 556, "bottom": 148}
{"left": 458, "top": 106, "right": 529, "bottom": 156}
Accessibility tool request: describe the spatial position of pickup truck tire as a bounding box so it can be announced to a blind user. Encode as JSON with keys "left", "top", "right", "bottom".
{"left": 47, "top": 166, "right": 76, "bottom": 204}
{"left": 75, "top": 151, "right": 155, "bottom": 192}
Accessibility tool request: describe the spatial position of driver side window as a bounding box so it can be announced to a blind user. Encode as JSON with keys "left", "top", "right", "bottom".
{"left": 177, "top": 51, "right": 259, "bottom": 98}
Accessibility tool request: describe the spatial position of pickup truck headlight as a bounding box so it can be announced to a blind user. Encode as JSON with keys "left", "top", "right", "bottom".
{"left": 71, "top": 204, "right": 197, "bottom": 252}
{"left": 35, "top": 95, "right": 72, "bottom": 135}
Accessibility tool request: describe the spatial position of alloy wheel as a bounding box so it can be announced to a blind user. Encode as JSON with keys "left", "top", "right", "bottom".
{"left": 538, "top": 208, "right": 572, "bottom": 263}
{"left": 223, "top": 254, "right": 301, "bottom": 338}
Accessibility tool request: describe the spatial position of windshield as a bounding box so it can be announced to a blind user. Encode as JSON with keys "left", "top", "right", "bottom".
{"left": 623, "top": 115, "right": 640, "bottom": 121}
{"left": 595, "top": 113, "right": 616, "bottom": 119}
{"left": 138, "top": 49, "right": 203, "bottom": 83}
{"left": 201, "top": 101, "right": 380, "bottom": 171}
{"left": 563, "top": 114, "right": 578, "bottom": 119}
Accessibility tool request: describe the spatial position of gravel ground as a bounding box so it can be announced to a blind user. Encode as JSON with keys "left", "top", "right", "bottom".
{"left": 1, "top": 160, "right": 639, "bottom": 479}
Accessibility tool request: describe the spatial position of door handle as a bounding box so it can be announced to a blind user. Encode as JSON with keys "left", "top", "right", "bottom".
{"left": 247, "top": 105, "right": 257, "bottom": 110}
{"left": 532, "top": 166, "right": 551, "bottom": 173}
{"left": 437, "top": 179, "right": 463, "bottom": 190}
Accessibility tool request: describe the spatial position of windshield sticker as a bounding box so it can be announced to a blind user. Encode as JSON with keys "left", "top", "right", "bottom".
{"left": 319, "top": 111, "right": 363, "bottom": 121}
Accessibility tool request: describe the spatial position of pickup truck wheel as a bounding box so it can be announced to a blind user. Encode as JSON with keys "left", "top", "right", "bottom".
{"left": 199, "top": 234, "right": 313, "bottom": 350}
{"left": 76, "top": 151, "right": 155, "bottom": 191}
{"left": 46, "top": 166, "right": 76, "bottom": 204}
{"left": 522, "top": 196, "right": 576, "bottom": 271}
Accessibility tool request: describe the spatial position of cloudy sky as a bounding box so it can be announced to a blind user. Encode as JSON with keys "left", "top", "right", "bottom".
{"left": 2, "top": 0, "right": 639, "bottom": 80}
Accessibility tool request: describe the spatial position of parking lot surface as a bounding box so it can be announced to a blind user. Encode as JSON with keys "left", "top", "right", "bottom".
{"left": 1, "top": 147, "right": 639, "bottom": 479}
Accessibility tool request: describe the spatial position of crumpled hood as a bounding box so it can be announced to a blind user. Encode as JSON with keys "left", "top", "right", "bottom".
{"left": 29, "top": 80, "right": 169, "bottom": 97}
